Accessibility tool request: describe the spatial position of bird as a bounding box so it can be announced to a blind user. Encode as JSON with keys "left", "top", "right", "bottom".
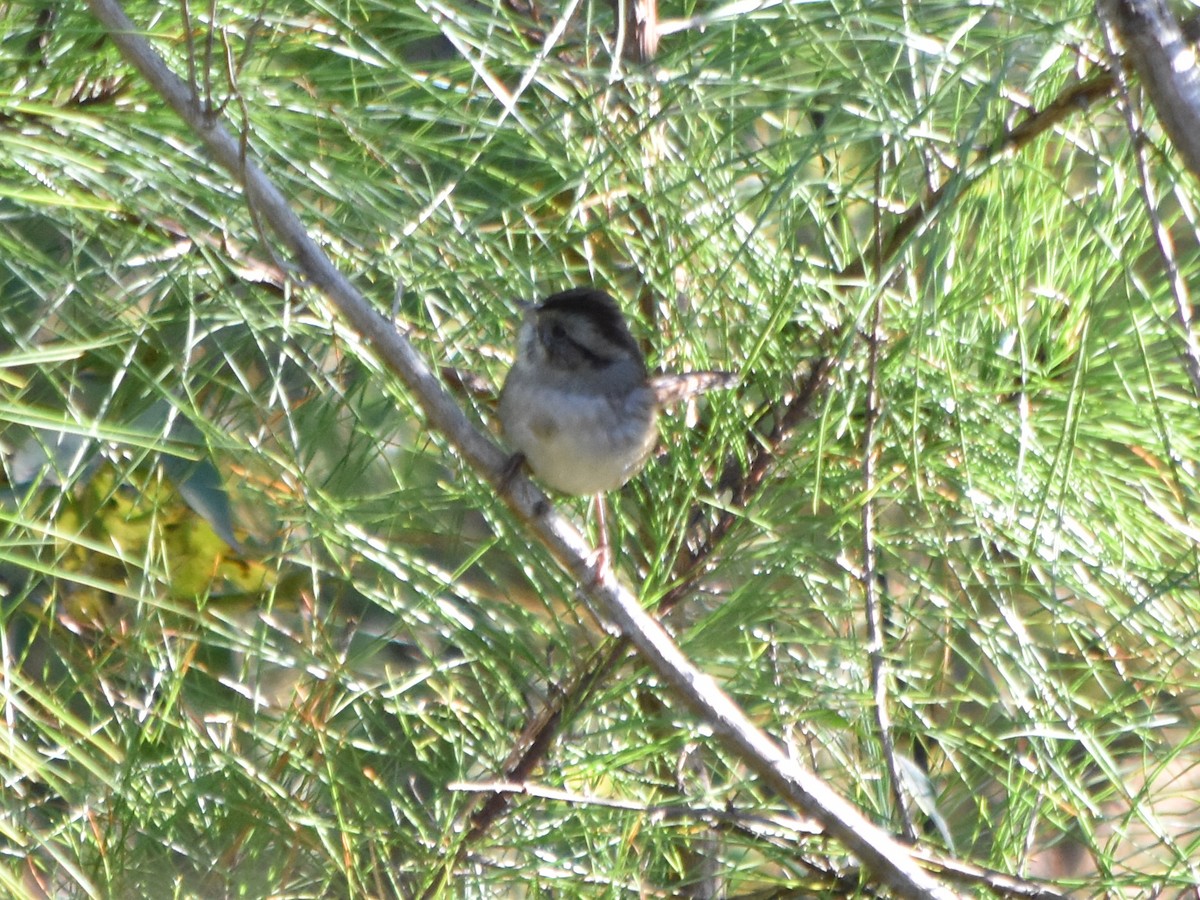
{"left": 498, "top": 286, "right": 735, "bottom": 572}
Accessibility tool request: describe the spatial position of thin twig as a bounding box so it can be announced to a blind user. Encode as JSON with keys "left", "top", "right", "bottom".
{"left": 452, "top": 778, "right": 822, "bottom": 831}
{"left": 458, "top": 26, "right": 1131, "bottom": 897}
{"left": 458, "top": 356, "right": 833, "bottom": 836}
{"left": 862, "top": 284, "right": 913, "bottom": 839}
{"left": 613, "top": 0, "right": 659, "bottom": 63}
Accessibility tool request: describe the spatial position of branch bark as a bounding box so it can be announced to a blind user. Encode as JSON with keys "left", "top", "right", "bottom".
{"left": 1099, "top": 0, "right": 1200, "bottom": 396}
{"left": 84, "top": 1, "right": 961, "bottom": 895}
{"left": 1098, "top": 0, "right": 1200, "bottom": 181}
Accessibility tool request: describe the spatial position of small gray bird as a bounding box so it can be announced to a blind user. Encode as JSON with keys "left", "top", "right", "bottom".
{"left": 499, "top": 286, "right": 734, "bottom": 568}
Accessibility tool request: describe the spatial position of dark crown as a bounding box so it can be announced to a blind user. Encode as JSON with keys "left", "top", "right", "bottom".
{"left": 537, "top": 287, "right": 639, "bottom": 356}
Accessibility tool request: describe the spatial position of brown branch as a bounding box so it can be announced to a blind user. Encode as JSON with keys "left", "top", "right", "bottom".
{"left": 458, "top": 355, "right": 834, "bottom": 855}
{"left": 1098, "top": 0, "right": 1200, "bottom": 180}
{"left": 614, "top": 0, "right": 659, "bottom": 64}
{"left": 841, "top": 69, "right": 1116, "bottom": 283}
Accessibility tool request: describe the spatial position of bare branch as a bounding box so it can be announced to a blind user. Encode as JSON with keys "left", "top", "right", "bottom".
{"left": 861, "top": 283, "right": 913, "bottom": 838}
{"left": 1098, "top": 0, "right": 1200, "bottom": 396}
{"left": 453, "top": 782, "right": 1067, "bottom": 899}
{"left": 1098, "top": 0, "right": 1200, "bottom": 180}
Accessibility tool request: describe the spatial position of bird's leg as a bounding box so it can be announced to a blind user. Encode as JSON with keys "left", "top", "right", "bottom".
{"left": 499, "top": 452, "right": 527, "bottom": 493}
{"left": 574, "top": 499, "right": 621, "bottom": 634}
{"left": 586, "top": 493, "right": 613, "bottom": 580}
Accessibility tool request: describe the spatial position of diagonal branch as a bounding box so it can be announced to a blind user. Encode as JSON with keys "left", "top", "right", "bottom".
{"left": 1098, "top": 0, "right": 1200, "bottom": 397}
{"left": 1098, "top": 0, "right": 1200, "bottom": 179}
{"left": 840, "top": 69, "right": 1116, "bottom": 284}
{"left": 84, "top": 1, "right": 959, "bottom": 896}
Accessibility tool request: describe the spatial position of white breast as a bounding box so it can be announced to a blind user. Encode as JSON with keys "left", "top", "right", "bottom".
{"left": 500, "top": 383, "right": 658, "bottom": 495}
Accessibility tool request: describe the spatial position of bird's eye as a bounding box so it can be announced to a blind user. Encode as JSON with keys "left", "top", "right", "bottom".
{"left": 548, "top": 321, "right": 567, "bottom": 342}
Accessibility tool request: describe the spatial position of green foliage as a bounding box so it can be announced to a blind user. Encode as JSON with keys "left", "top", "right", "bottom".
{"left": 2, "top": 0, "right": 1199, "bottom": 895}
